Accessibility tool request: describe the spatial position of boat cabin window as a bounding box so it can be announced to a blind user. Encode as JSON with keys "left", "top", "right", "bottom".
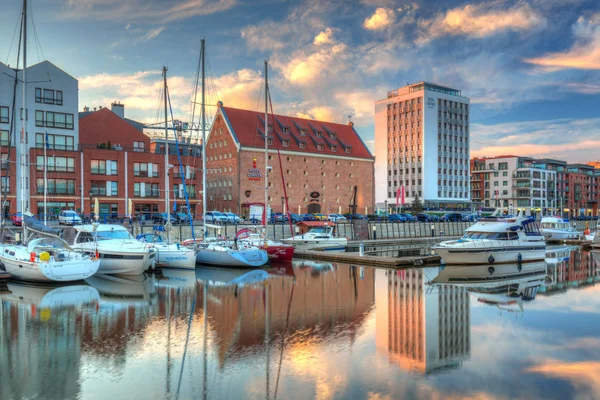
{"left": 76, "top": 232, "right": 95, "bottom": 243}
{"left": 463, "top": 231, "right": 519, "bottom": 240}
{"left": 96, "top": 230, "right": 133, "bottom": 240}
{"left": 138, "top": 234, "right": 163, "bottom": 243}
{"left": 308, "top": 227, "right": 332, "bottom": 234}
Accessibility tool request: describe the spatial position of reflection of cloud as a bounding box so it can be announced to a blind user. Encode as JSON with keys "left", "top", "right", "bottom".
{"left": 525, "top": 14, "right": 600, "bottom": 70}
{"left": 419, "top": 2, "right": 545, "bottom": 42}
{"left": 363, "top": 8, "right": 396, "bottom": 30}
{"left": 527, "top": 360, "right": 600, "bottom": 398}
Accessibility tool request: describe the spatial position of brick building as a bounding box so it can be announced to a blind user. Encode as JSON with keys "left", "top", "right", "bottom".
{"left": 205, "top": 103, "right": 374, "bottom": 217}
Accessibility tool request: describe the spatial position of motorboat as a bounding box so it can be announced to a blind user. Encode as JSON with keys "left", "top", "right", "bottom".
{"left": 68, "top": 224, "right": 155, "bottom": 276}
{"left": 432, "top": 210, "right": 546, "bottom": 265}
{"left": 136, "top": 233, "right": 197, "bottom": 270}
{"left": 281, "top": 222, "right": 347, "bottom": 252}
{"left": 539, "top": 216, "right": 579, "bottom": 241}
{"left": 195, "top": 240, "right": 269, "bottom": 268}
{"left": 235, "top": 228, "right": 294, "bottom": 261}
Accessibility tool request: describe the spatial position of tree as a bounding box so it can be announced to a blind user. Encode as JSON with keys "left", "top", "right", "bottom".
{"left": 411, "top": 193, "right": 423, "bottom": 214}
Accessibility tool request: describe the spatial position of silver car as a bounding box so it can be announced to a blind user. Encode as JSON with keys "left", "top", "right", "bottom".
{"left": 58, "top": 210, "right": 82, "bottom": 225}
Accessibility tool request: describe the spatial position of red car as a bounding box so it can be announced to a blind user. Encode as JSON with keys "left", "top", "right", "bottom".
{"left": 11, "top": 212, "right": 22, "bottom": 226}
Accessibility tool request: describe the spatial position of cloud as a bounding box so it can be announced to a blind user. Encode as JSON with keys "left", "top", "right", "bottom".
{"left": 470, "top": 117, "right": 600, "bottom": 162}
{"left": 278, "top": 43, "right": 349, "bottom": 85}
{"left": 313, "top": 28, "right": 334, "bottom": 46}
{"left": 137, "top": 26, "right": 166, "bottom": 43}
{"left": 62, "top": 0, "right": 237, "bottom": 22}
{"left": 209, "top": 68, "right": 263, "bottom": 111}
{"left": 363, "top": 8, "right": 396, "bottom": 31}
{"left": 524, "top": 14, "right": 600, "bottom": 70}
{"left": 419, "top": 2, "right": 545, "bottom": 42}
{"left": 526, "top": 360, "right": 600, "bottom": 398}
{"left": 295, "top": 106, "right": 338, "bottom": 122}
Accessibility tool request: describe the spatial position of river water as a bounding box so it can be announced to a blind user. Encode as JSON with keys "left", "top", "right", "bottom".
{"left": 1, "top": 246, "right": 599, "bottom": 399}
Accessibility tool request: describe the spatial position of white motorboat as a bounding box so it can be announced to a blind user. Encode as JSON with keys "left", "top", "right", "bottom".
{"left": 137, "top": 233, "right": 197, "bottom": 270}
{"left": 540, "top": 217, "right": 579, "bottom": 241}
{"left": 281, "top": 223, "right": 347, "bottom": 252}
{"left": 68, "top": 224, "right": 154, "bottom": 276}
{"left": 195, "top": 240, "right": 269, "bottom": 268}
{"left": 0, "top": 236, "right": 100, "bottom": 283}
{"left": 432, "top": 210, "right": 546, "bottom": 265}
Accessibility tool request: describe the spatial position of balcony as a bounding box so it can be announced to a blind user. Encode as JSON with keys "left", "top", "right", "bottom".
{"left": 513, "top": 173, "right": 531, "bottom": 179}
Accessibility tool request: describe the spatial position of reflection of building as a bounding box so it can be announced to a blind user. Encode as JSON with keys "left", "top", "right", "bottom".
{"left": 201, "top": 264, "right": 375, "bottom": 368}
{"left": 541, "top": 249, "right": 600, "bottom": 295}
{"left": 376, "top": 268, "right": 470, "bottom": 375}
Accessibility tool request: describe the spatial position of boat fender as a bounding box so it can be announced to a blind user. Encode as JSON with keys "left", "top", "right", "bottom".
{"left": 488, "top": 266, "right": 495, "bottom": 275}
{"left": 518, "top": 253, "right": 522, "bottom": 263}
{"left": 488, "top": 255, "right": 495, "bottom": 264}
{"left": 39, "top": 252, "right": 51, "bottom": 262}
{"left": 29, "top": 252, "right": 36, "bottom": 262}
{"left": 176, "top": 243, "right": 180, "bottom": 250}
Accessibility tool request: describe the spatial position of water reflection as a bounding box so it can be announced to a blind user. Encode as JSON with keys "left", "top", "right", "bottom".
{"left": 2, "top": 249, "right": 600, "bottom": 399}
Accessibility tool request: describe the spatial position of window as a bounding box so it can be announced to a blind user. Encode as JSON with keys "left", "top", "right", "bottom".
{"left": 37, "top": 178, "right": 75, "bottom": 195}
{"left": 0, "top": 130, "right": 8, "bottom": 146}
{"left": 43, "top": 89, "right": 55, "bottom": 104}
{"left": 316, "top": 144, "right": 323, "bottom": 150}
{"left": 316, "top": 131, "right": 322, "bottom": 138}
{"left": 36, "top": 156, "right": 75, "bottom": 172}
{"left": 35, "top": 110, "right": 44, "bottom": 127}
{"left": 134, "top": 162, "right": 148, "bottom": 177}
{"left": 35, "top": 133, "right": 74, "bottom": 150}
{"left": 55, "top": 90, "right": 63, "bottom": 106}
{"left": 45, "top": 112, "right": 74, "bottom": 129}
{"left": 133, "top": 141, "right": 145, "bottom": 152}
{"left": 1, "top": 176, "right": 9, "bottom": 192}
{"left": 0, "top": 106, "right": 8, "bottom": 124}
{"left": 282, "top": 140, "right": 289, "bottom": 147}
{"left": 331, "top": 145, "right": 337, "bottom": 152}
{"left": 299, "top": 142, "right": 306, "bottom": 149}
{"left": 91, "top": 160, "right": 106, "bottom": 174}
{"left": 35, "top": 88, "right": 42, "bottom": 103}
{"left": 345, "top": 148, "right": 351, "bottom": 154}
{"left": 90, "top": 181, "right": 106, "bottom": 196}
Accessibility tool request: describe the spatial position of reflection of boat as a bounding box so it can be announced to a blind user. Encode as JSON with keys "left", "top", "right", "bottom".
{"left": 432, "top": 261, "right": 547, "bottom": 310}
{"left": 291, "top": 259, "right": 335, "bottom": 275}
{"left": 69, "top": 225, "right": 155, "bottom": 276}
{"left": 195, "top": 268, "right": 269, "bottom": 285}
{"left": 85, "top": 273, "right": 155, "bottom": 302}
{"left": 137, "top": 233, "right": 196, "bottom": 270}
{"left": 433, "top": 210, "right": 546, "bottom": 265}
{"left": 545, "top": 245, "right": 572, "bottom": 265}
{"left": 0, "top": 236, "right": 100, "bottom": 283}
{"left": 540, "top": 217, "right": 579, "bottom": 241}
{"left": 155, "top": 269, "right": 197, "bottom": 289}
{"left": 1, "top": 282, "right": 100, "bottom": 309}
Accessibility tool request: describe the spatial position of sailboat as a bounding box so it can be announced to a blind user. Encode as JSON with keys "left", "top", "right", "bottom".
{"left": 0, "top": 0, "right": 100, "bottom": 283}
{"left": 135, "top": 67, "right": 197, "bottom": 270}
{"left": 192, "top": 40, "right": 268, "bottom": 268}
{"left": 236, "top": 60, "right": 294, "bottom": 262}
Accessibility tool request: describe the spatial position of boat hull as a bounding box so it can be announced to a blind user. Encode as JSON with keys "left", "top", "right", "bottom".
{"left": 0, "top": 255, "right": 100, "bottom": 283}
{"left": 433, "top": 245, "right": 546, "bottom": 265}
{"left": 281, "top": 238, "right": 347, "bottom": 252}
{"left": 264, "top": 244, "right": 294, "bottom": 261}
{"left": 154, "top": 247, "right": 196, "bottom": 270}
{"left": 541, "top": 229, "right": 579, "bottom": 241}
{"left": 196, "top": 247, "right": 268, "bottom": 267}
{"left": 97, "top": 251, "right": 150, "bottom": 276}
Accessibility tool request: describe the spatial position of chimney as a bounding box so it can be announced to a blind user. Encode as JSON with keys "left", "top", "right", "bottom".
{"left": 111, "top": 102, "right": 125, "bottom": 119}
{"left": 83, "top": 105, "right": 90, "bottom": 112}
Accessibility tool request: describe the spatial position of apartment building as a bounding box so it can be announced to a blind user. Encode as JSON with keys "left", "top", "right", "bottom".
{"left": 375, "top": 82, "right": 471, "bottom": 210}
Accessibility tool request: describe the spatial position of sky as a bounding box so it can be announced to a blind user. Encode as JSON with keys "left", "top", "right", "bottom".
{"left": 1, "top": 0, "right": 600, "bottom": 162}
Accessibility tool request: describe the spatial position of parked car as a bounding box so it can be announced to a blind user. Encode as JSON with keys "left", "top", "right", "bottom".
{"left": 58, "top": 210, "right": 83, "bottom": 225}
{"left": 462, "top": 214, "right": 479, "bottom": 222}
{"left": 289, "top": 213, "right": 304, "bottom": 223}
{"left": 270, "top": 213, "right": 289, "bottom": 224}
{"left": 302, "top": 214, "right": 317, "bottom": 221}
{"left": 224, "top": 212, "right": 243, "bottom": 224}
{"left": 173, "top": 212, "right": 192, "bottom": 224}
{"left": 399, "top": 213, "right": 416, "bottom": 222}
{"left": 205, "top": 211, "right": 229, "bottom": 224}
{"left": 328, "top": 214, "right": 347, "bottom": 222}
{"left": 427, "top": 214, "right": 440, "bottom": 222}
{"left": 415, "top": 213, "right": 430, "bottom": 222}
{"left": 344, "top": 214, "right": 367, "bottom": 220}
{"left": 312, "top": 213, "right": 329, "bottom": 221}
{"left": 102, "top": 214, "right": 124, "bottom": 223}
{"left": 388, "top": 214, "right": 406, "bottom": 223}
{"left": 440, "top": 213, "right": 463, "bottom": 222}
{"left": 11, "top": 212, "right": 22, "bottom": 226}
{"left": 153, "top": 213, "right": 177, "bottom": 224}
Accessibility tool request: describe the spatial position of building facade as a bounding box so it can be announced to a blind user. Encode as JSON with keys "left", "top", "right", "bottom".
{"left": 0, "top": 61, "right": 78, "bottom": 215}
{"left": 375, "top": 82, "right": 471, "bottom": 211}
{"left": 205, "top": 104, "right": 375, "bottom": 216}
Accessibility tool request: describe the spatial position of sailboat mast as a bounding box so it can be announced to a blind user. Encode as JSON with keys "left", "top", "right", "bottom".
{"left": 163, "top": 67, "right": 170, "bottom": 230}
{"left": 43, "top": 132, "right": 47, "bottom": 224}
{"left": 264, "top": 60, "right": 269, "bottom": 237}
{"left": 21, "top": 0, "right": 27, "bottom": 241}
{"left": 201, "top": 39, "right": 207, "bottom": 238}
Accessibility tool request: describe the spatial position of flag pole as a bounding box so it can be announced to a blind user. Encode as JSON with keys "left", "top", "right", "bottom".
{"left": 44, "top": 131, "right": 48, "bottom": 225}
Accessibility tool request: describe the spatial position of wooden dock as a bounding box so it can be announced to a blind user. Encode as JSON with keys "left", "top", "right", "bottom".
{"left": 293, "top": 249, "right": 441, "bottom": 268}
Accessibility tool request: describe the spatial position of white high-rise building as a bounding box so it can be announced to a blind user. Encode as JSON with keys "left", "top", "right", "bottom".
{"left": 375, "top": 82, "right": 470, "bottom": 210}
{"left": 0, "top": 61, "right": 79, "bottom": 213}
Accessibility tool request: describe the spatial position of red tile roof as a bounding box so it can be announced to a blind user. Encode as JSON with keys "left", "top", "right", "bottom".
{"left": 219, "top": 106, "right": 373, "bottom": 160}
{"left": 79, "top": 108, "right": 150, "bottom": 148}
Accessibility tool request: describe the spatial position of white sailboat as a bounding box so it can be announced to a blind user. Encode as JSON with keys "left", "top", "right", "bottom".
{"left": 0, "top": 1, "right": 100, "bottom": 283}
{"left": 192, "top": 39, "right": 268, "bottom": 268}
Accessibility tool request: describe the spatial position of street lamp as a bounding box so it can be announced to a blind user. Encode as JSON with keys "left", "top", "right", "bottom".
{"left": 88, "top": 189, "right": 93, "bottom": 222}
{"left": 384, "top": 200, "right": 388, "bottom": 214}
